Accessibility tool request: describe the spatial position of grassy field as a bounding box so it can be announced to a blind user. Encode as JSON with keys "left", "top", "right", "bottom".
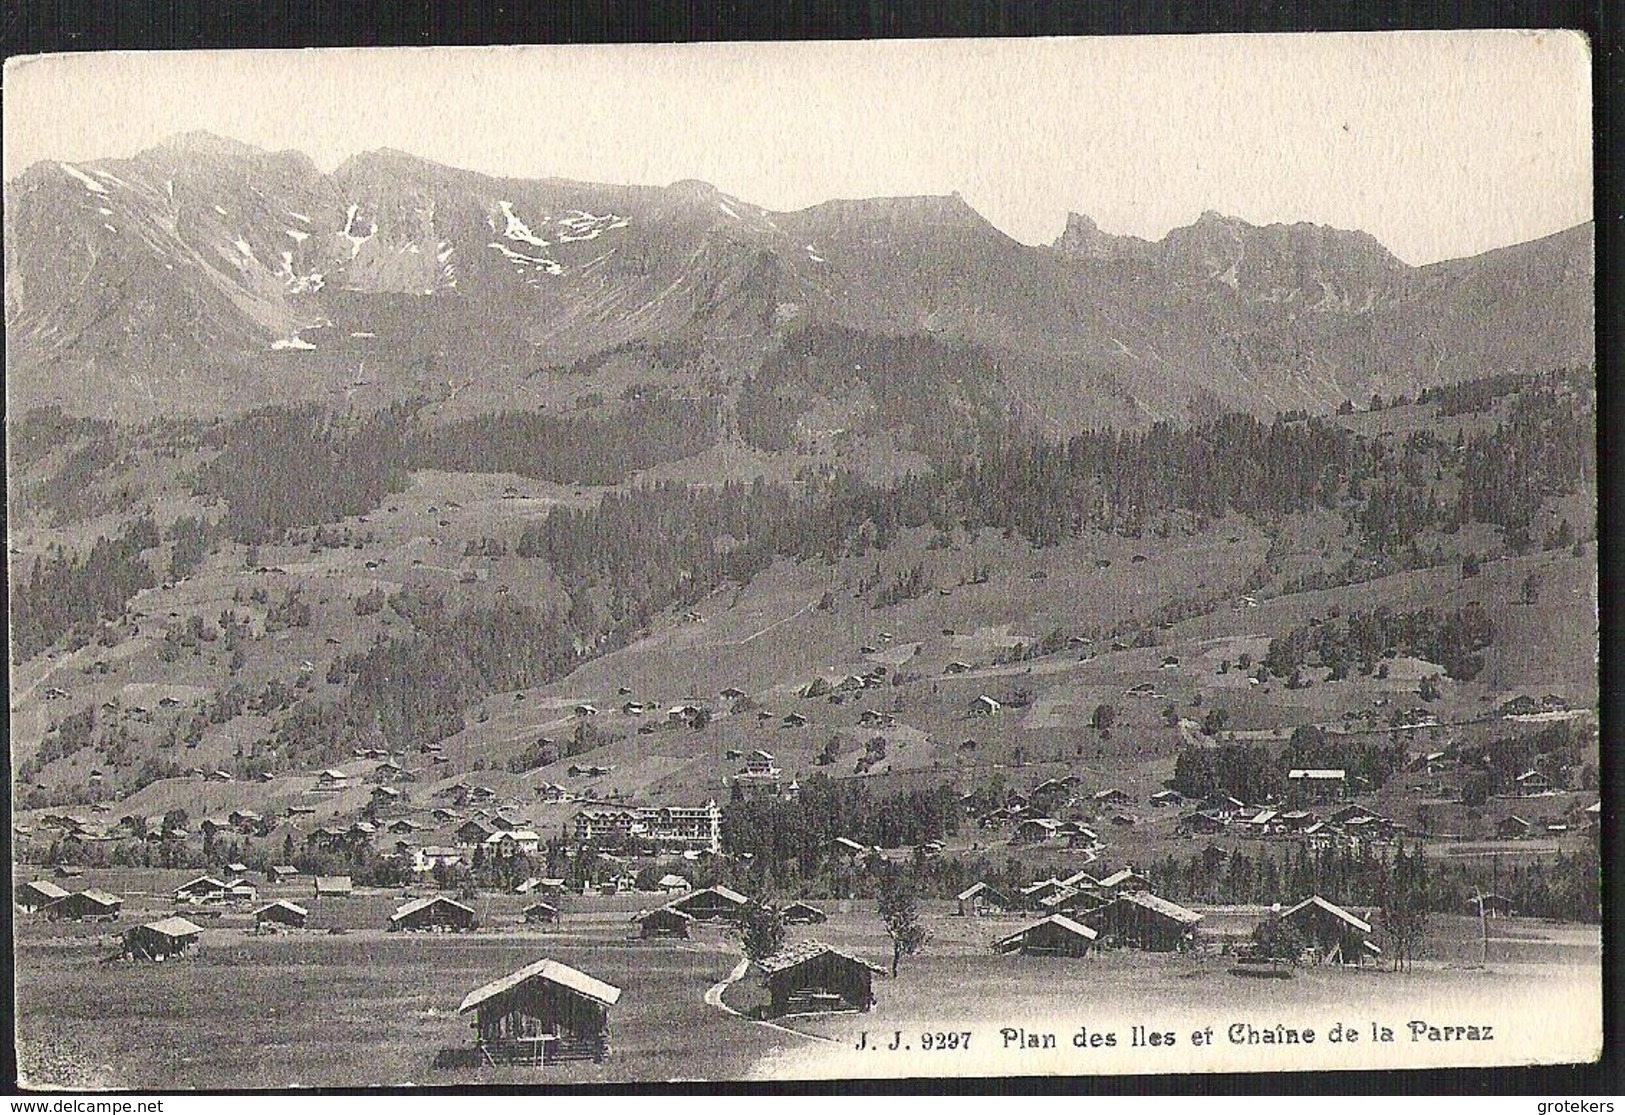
{"left": 14, "top": 877, "right": 1601, "bottom": 1088}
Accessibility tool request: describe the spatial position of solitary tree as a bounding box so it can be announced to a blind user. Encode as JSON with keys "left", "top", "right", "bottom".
{"left": 877, "top": 875, "right": 930, "bottom": 978}
{"left": 739, "top": 901, "right": 786, "bottom": 963}
{"left": 1250, "top": 909, "right": 1307, "bottom": 964}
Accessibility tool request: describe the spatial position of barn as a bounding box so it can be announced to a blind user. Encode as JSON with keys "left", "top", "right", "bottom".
{"left": 668, "top": 884, "right": 749, "bottom": 922}
{"left": 780, "top": 900, "right": 828, "bottom": 925}
{"left": 48, "top": 889, "right": 124, "bottom": 921}
{"left": 254, "top": 900, "right": 309, "bottom": 930}
{"left": 1279, "top": 896, "right": 1377, "bottom": 965}
{"left": 314, "top": 875, "right": 354, "bottom": 898}
{"left": 637, "top": 906, "right": 693, "bottom": 939}
{"left": 458, "top": 958, "right": 622, "bottom": 1066}
{"left": 16, "top": 879, "right": 69, "bottom": 912}
{"left": 996, "top": 914, "right": 1099, "bottom": 957}
{"left": 1084, "top": 891, "right": 1203, "bottom": 951}
{"left": 174, "top": 875, "right": 229, "bottom": 903}
{"left": 956, "top": 881, "right": 1012, "bottom": 917}
{"left": 524, "top": 901, "right": 561, "bottom": 925}
{"left": 388, "top": 895, "right": 478, "bottom": 932}
{"left": 124, "top": 916, "right": 204, "bottom": 961}
{"left": 756, "top": 941, "right": 884, "bottom": 1017}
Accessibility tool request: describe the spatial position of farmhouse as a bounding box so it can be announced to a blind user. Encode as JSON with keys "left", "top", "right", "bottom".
{"left": 458, "top": 958, "right": 621, "bottom": 1065}
{"left": 831, "top": 836, "right": 868, "bottom": 860}
{"left": 16, "top": 879, "right": 70, "bottom": 912}
{"left": 457, "top": 819, "right": 498, "bottom": 846}
{"left": 314, "top": 769, "right": 351, "bottom": 792}
{"left": 1279, "top": 896, "right": 1378, "bottom": 965}
{"left": 314, "top": 875, "right": 354, "bottom": 898}
{"left": 1497, "top": 815, "right": 1533, "bottom": 840}
{"left": 48, "top": 889, "right": 124, "bottom": 920}
{"left": 755, "top": 941, "right": 884, "bottom": 1016}
{"left": 997, "top": 914, "right": 1099, "bottom": 957}
{"left": 123, "top": 916, "right": 204, "bottom": 961}
{"left": 174, "top": 875, "right": 230, "bottom": 903}
{"left": 1287, "top": 769, "right": 1347, "bottom": 805}
{"left": 781, "top": 900, "right": 828, "bottom": 925}
{"left": 254, "top": 900, "right": 309, "bottom": 930}
{"left": 524, "top": 901, "right": 561, "bottom": 925}
{"left": 267, "top": 864, "right": 299, "bottom": 883}
{"left": 388, "top": 895, "right": 478, "bottom": 932}
{"left": 636, "top": 906, "right": 693, "bottom": 939}
{"left": 1094, "top": 867, "right": 1150, "bottom": 893}
{"left": 1018, "top": 878, "right": 1075, "bottom": 909}
{"left": 657, "top": 874, "right": 690, "bottom": 893}
{"left": 956, "top": 881, "right": 1012, "bottom": 917}
{"left": 1178, "top": 810, "right": 1228, "bottom": 835}
{"left": 668, "top": 884, "right": 750, "bottom": 922}
{"left": 1085, "top": 892, "right": 1203, "bottom": 951}
{"left": 1514, "top": 769, "right": 1554, "bottom": 794}
{"left": 1014, "top": 817, "right": 1062, "bottom": 845}
{"left": 971, "top": 695, "right": 1003, "bottom": 717}
{"left": 1149, "top": 790, "right": 1183, "bottom": 807}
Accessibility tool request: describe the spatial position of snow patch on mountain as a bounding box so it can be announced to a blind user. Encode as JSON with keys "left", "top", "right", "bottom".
{"left": 487, "top": 241, "right": 563, "bottom": 275}
{"left": 436, "top": 241, "right": 454, "bottom": 263}
{"left": 288, "top": 210, "right": 311, "bottom": 223}
{"left": 556, "top": 210, "right": 629, "bottom": 243}
{"left": 341, "top": 204, "right": 376, "bottom": 259}
{"left": 286, "top": 228, "right": 309, "bottom": 243}
{"left": 805, "top": 244, "right": 827, "bottom": 263}
{"left": 234, "top": 238, "right": 256, "bottom": 259}
{"left": 214, "top": 205, "right": 229, "bottom": 216}
{"left": 717, "top": 201, "right": 741, "bottom": 220}
{"left": 271, "top": 336, "right": 316, "bottom": 350}
{"left": 60, "top": 164, "right": 109, "bottom": 194}
{"left": 499, "top": 201, "right": 552, "bottom": 248}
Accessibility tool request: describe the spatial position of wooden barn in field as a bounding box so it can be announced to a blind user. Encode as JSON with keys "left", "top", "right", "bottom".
{"left": 996, "top": 914, "right": 1098, "bottom": 957}
{"left": 754, "top": 941, "right": 884, "bottom": 1017}
{"left": 1084, "top": 891, "right": 1203, "bottom": 952}
{"left": 458, "top": 958, "right": 621, "bottom": 1066}
{"left": 956, "top": 881, "right": 1013, "bottom": 917}
{"left": 1278, "top": 896, "right": 1378, "bottom": 965}
{"left": 636, "top": 906, "right": 693, "bottom": 939}
{"left": 254, "top": 900, "right": 309, "bottom": 930}
{"left": 48, "top": 889, "right": 124, "bottom": 921}
{"left": 524, "top": 901, "right": 561, "bottom": 925}
{"left": 667, "top": 884, "right": 749, "bottom": 922}
{"left": 780, "top": 900, "right": 828, "bottom": 925}
{"left": 314, "top": 875, "right": 353, "bottom": 898}
{"left": 16, "top": 879, "right": 70, "bottom": 912}
{"left": 388, "top": 895, "right": 478, "bottom": 932}
{"left": 124, "top": 916, "right": 204, "bottom": 961}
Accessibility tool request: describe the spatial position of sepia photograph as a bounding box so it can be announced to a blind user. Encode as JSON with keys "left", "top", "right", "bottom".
{"left": 3, "top": 33, "right": 1599, "bottom": 1089}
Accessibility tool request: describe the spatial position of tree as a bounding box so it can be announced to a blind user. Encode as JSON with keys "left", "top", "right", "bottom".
{"left": 877, "top": 874, "right": 929, "bottom": 978}
{"left": 738, "top": 901, "right": 786, "bottom": 963}
{"left": 1251, "top": 909, "right": 1307, "bottom": 964}
{"left": 1091, "top": 703, "right": 1117, "bottom": 732}
{"left": 1380, "top": 842, "right": 1430, "bottom": 971}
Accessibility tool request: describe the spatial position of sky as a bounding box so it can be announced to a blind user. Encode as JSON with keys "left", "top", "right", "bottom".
{"left": 2, "top": 33, "right": 1592, "bottom": 265}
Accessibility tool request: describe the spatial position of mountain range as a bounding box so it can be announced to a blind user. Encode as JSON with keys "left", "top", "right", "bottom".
{"left": 3, "top": 132, "right": 1593, "bottom": 426}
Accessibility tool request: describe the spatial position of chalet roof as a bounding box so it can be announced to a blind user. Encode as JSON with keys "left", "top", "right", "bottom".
{"left": 523, "top": 901, "right": 559, "bottom": 914}
{"left": 682, "top": 884, "right": 749, "bottom": 906}
{"left": 255, "top": 900, "right": 309, "bottom": 917}
{"left": 999, "top": 914, "right": 1098, "bottom": 947}
{"left": 638, "top": 906, "right": 693, "bottom": 923}
{"left": 956, "top": 882, "right": 1004, "bottom": 902}
{"left": 755, "top": 939, "right": 886, "bottom": 976}
{"left": 1106, "top": 891, "right": 1203, "bottom": 925}
{"left": 391, "top": 895, "right": 476, "bottom": 922}
{"left": 319, "top": 769, "right": 349, "bottom": 779}
{"left": 73, "top": 888, "right": 123, "bottom": 906}
{"left": 1020, "top": 877, "right": 1066, "bottom": 896}
{"left": 657, "top": 874, "right": 690, "bottom": 889}
{"left": 177, "top": 875, "right": 229, "bottom": 893}
{"left": 1060, "top": 870, "right": 1099, "bottom": 888}
{"left": 1282, "top": 895, "right": 1371, "bottom": 934}
{"left": 142, "top": 916, "right": 205, "bottom": 939}
{"left": 315, "top": 876, "right": 353, "bottom": 893}
{"left": 781, "top": 900, "right": 826, "bottom": 915}
{"left": 1288, "top": 769, "right": 1346, "bottom": 780}
{"left": 458, "top": 959, "right": 622, "bottom": 1013}
{"left": 1095, "top": 868, "right": 1146, "bottom": 889}
{"left": 22, "top": 880, "right": 70, "bottom": 900}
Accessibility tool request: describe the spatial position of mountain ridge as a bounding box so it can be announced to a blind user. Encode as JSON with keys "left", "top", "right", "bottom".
{"left": 4, "top": 132, "right": 1594, "bottom": 425}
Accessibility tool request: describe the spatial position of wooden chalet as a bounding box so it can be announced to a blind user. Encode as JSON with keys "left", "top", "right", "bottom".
{"left": 16, "top": 879, "right": 70, "bottom": 912}
{"left": 267, "top": 864, "right": 299, "bottom": 882}
{"left": 1471, "top": 893, "right": 1518, "bottom": 919}
{"left": 955, "top": 881, "right": 1012, "bottom": 917}
{"left": 524, "top": 901, "right": 561, "bottom": 925}
{"left": 124, "top": 916, "right": 204, "bottom": 961}
{"left": 636, "top": 906, "right": 693, "bottom": 939}
{"left": 1279, "top": 896, "right": 1378, "bottom": 965}
{"left": 388, "top": 895, "right": 478, "bottom": 932}
{"left": 174, "top": 875, "right": 230, "bottom": 903}
{"left": 314, "top": 875, "right": 354, "bottom": 898}
{"left": 47, "top": 889, "right": 124, "bottom": 921}
{"left": 755, "top": 940, "right": 884, "bottom": 1017}
{"left": 997, "top": 914, "right": 1098, "bottom": 957}
{"left": 458, "top": 958, "right": 622, "bottom": 1065}
{"left": 667, "top": 884, "right": 749, "bottom": 922}
{"left": 254, "top": 899, "right": 310, "bottom": 930}
{"left": 1019, "top": 877, "right": 1074, "bottom": 909}
{"left": 1084, "top": 892, "right": 1203, "bottom": 951}
{"left": 781, "top": 900, "right": 828, "bottom": 925}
